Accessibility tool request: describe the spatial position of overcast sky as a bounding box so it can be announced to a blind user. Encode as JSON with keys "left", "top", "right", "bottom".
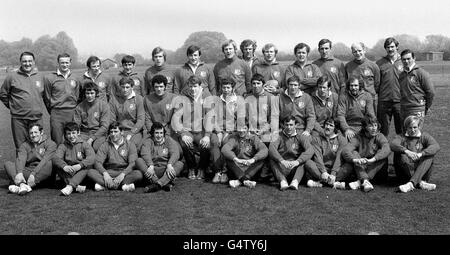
{"left": 1, "top": 0, "right": 448, "bottom": 58}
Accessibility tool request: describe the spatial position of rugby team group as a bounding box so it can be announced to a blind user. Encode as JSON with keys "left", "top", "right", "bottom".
{"left": 0, "top": 37, "right": 439, "bottom": 196}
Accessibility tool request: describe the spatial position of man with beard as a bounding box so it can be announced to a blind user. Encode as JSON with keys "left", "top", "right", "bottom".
{"left": 269, "top": 116, "right": 314, "bottom": 191}
{"left": 312, "top": 39, "right": 346, "bottom": 95}
{"left": 251, "top": 43, "right": 285, "bottom": 95}
{"left": 342, "top": 117, "right": 390, "bottom": 192}
{"left": 144, "top": 47, "right": 176, "bottom": 94}
{"left": 285, "top": 43, "right": 322, "bottom": 95}
{"left": 213, "top": 39, "right": 252, "bottom": 96}
{"left": 79, "top": 56, "right": 112, "bottom": 102}
{"left": 311, "top": 75, "right": 339, "bottom": 137}
{"left": 239, "top": 39, "right": 259, "bottom": 69}
{"left": 337, "top": 77, "right": 375, "bottom": 141}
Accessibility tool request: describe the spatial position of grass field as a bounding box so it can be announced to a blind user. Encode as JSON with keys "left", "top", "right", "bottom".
{"left": 0, "top": 62, "right": 449, "bottom": 235}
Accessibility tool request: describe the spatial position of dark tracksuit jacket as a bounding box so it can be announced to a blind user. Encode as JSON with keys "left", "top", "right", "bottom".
{"left": 312, "top": 57, "right": 346, "bottom": 94}
{"left": 311, "top": 133, "right": 347, "bottom": 175}
{"left": 73, "top": 98, "right": 110, "bottom": 140}
{"left": 337, "top": 90, "right": 375, "bottom": 132}
{"left": 111, "top": 71, "right": 145, "bottom": 97}
{"left": 144, "top": 92, "right": 177, "bottom": 134}
{"left": 109, "top": 92, "right": 145, "bottom": 135}
{"left": 398, "top": 64, "right": 435, "bottom": 113}
{"left": 140, "top": 136, "right": 180, "bottom": 168}
{"left": 376, "top": 55, "right": 403, "bottom": 103}
{"left": 16, "top": 135, "right": 57, "bottom": 174}
{"left": 174, "top": 62, "right": 216, "bottom": 95}
{"left": 95, "top": 138, "right": 138, "bottom": 174}
{"left": 390, "top": 131, "right": 440, "bottom": 157}
{"left": 284, "top": 61, "right": 322, "bottom": 95}
{"left": 342, "top": 132, "right": 390, "bottom": 162}
{"left": 213, "top": 56, "right": 252, "bottom": 96}
{"left": 245, "top": 91, "right": 279, "bottom": 137}
{"left": 79, "top": 71, "right": 112, "bottom": 102}
{"left": 143, "top": 65, "right": 176, "bottom": 94}
{"left": 0, "top": 68, "right": 45, "bottom": 120}
{"left": 221, "top": 135, "right": 268, "bottom": 161}
{"left": 311, "top": 91, "right": 338, "bottom": 135}
{"left": 251, "top": 60, "right": 285, "bottom": 93}
{"left": 279, "top": 90, "right": 316, "bottom": 133}
{"left": 43, "top": 70, "right": 81, "bottom": 113}
{"left": 53, "top": 138, "right": 96, "bottom": 169}
{"left": 269, "top": 130, "right": 314, "bottom": 163}
{"left": 344, "top": 58, "right": 380, "bottom": 98}
{"left": 212, "top": 94, "right": 242, "bottom": 134}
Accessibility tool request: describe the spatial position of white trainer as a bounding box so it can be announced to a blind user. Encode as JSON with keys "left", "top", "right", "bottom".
{"left": 333, "top": 181, "right": 346, "bottom": 190}
{"left": 243, "top": 180, "right": 256, "bottom": 189}
{"left": 94, "top": 183, "right": 105, "bottom": 191}
{"left": 399, "top": 182, "right": 415, "bottom": 193}
{"left": 229, "top": 180, "right": 241, "bottom": 188}
{"left": 362, "top": 180, "right": 374, "bottom": 192}
{"left": 279, "top": 180, "right": 289, "bottom": 191}
{"left": 122, "top": 183, "right": 135, "bottom": 192}
{"left": 289, "top": 179, "right": 299, "bottom": 190}
{"left": 419, "top": 181, "right": 436, "bottom": 191}
{"left": 18, "top": 183, "right": 32, "bottom": 195}
{"left": 349, "top": 180, "right": 361, "bottom": 190}
{"left": 61, "top": 185, "right": 74, "bottom": 196}
{"left": 307, "top": 180, "right": 323, "bottom": 188}
{"left": 8, "top": 185, "right": 20, "bottom": 194}
{"left": 75, "top": 185, "right": 86, "bottom": 193}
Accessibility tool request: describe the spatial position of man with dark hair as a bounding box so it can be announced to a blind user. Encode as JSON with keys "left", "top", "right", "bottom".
{"left": 239, "top": 39, "right": 258, "bottom": 68}
{"left": 144, "top": 47, "right": 176, "bottom": 94}
{"left": 399, "top": 49, "right": 435, "bottom": 126}
{"left": 136, "top": 122, "right": 184, "bottom": 192}
{"left": 43, "top": 53, "right": 81, "bottom": 145}
{"left": 73, "top": 81, "right": 110, "bottom": 152}
{"left": 376, "top": 37, "right": 403, "bottom": 136}
{"left": 342, "top": 117, "right": 390, "bottom": 192}
{"left": 52, "top": 122, "right": 95, "bottom": 196}
{"left": 213, "top": 39, "right": 252, "bottom": 96}
{"left": 0, "top": 51, "right": 45, "bottom": 152}
{"left": 269, "top": 116, "right": 314, "bottom": 190}
{"left": 174, "top": 45, "right": 216, "bottom": 95}
{"left": 251, "top": 43, "right": 285, "bottom": 95}
{"left": 312, "top": 39, "right": 346, "bottom": 94}
{"left": 112, "top": 55, "right": 144, "bottom": 98}
{"left": 5, "top": 124, "right": 56, "bottom": 195}
{"left": 337, "top": 77, "right": 375, "bottom": 141}
{"left": 285, "top": 42, "right": 322, "bottom": 95}
{"left": 79, "top": 56, "right": 112, "bottom": 102}
{"left": 87, "top": 122, "right": 142, "bottom": 192}
{"left": 311, "top": 75, "right": 339, "bottom": 137}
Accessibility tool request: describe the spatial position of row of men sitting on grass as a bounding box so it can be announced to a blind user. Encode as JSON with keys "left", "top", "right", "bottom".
{"left": 4, "top": 111, "right": 439, "bottom": 196}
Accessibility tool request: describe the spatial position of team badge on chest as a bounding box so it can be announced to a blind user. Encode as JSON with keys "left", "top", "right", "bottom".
{"left": 330, "top": 67, "right": 337, "bottom": 73}
{"left": 415, "top": 143, "right": 422, "bottom": 151}
{"left": 307, "top": 70, "right": 313, "bottom": 78}
{"left": 70, "top": 80, "right": 77, "bottom": 87}
{"left": 397, "top": 65, "right": 403, "bottom": 72}
{"left": 331, "top": 144, "right": 338, "bottom": 152}
{"left": 359, "top": 100, "right": 366, "bottom": 107}
{"left": 410, "top": 76, "right": 418, "bottom": 84}
{"left": 94, "top": 112, "right": 99, "bottom": 118}
{"left": 297, "top": 101, "right": 305, "bottom": 109}
{"left": 35, "top": 81, "right": 41, "bottom": 88}
{"left": 166, "top": 77, "right": 172, "bottom": 83}
{"left": 133, "top": 79, "right": 140, "bottom": 86}
{"left": 363, "top": 69, "right": 372, "bottom": 77}
{"left": 273, "top": 71, "right": 280, "bottom": 78}
{"left": 166, "top": 104, "right": 172, "bottom": 110}
{"left": 162, "top": 148, "right": 168, "bottom": 155}
{"left": 120, "top": 149, "right": 127, "bottom": 156}
{"left": 39, "top": 148, "right": 45, "bottom": 155}
{"left": 129, "top": 103, "right": 135, "bottom": 110}
{"left": 200, "top": 71, "right": 207, "bottom": 77}
{"left": 77, "top": 151, "right": 83, "bottom": 160}
{"left": 234, "top": 69, "right": 242, "bottom": 76}
{"left": 98, "top": 82, "right": 105, "bottom": 88}
{"left": 327, "top": 101, "right": 333, "bottom": 108}
{"left": 291, "top": 143, "right": 297, "bottom": 150}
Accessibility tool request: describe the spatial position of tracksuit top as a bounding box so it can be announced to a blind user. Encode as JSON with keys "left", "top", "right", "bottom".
{"left": 245, "top": 91, "right": 279, "bottom": 134}
{"left": 376, "top": 55, "right": 403, "bottom": 102}
{"left": 144, "top": 65, "right": 176, "bottom": 94}
{"left": 344, "top": 58, "right": 380, "bottom": 97}
{"left": 279, "top": 90, "right": 316, "bottom": 132}
{"left": 213, "top": 56, "right": 252, "bottom": 96}
{"left": 284, "top": 61, "right": 322, "bottom": 95}
{"left": 140, "top": 136, "right": 180, "bottom": 167}
{"left": 221, "top": 135, "right": 268, "bottom": 161}
{"left": 311, "top": 133, "right": 347, "bottom": 174}
{"left": 312, "top": 57, "right": 346, "bottom": 94}
{"left": 269, "top": 130, "right": 314, "bottom": 163}
{"left": 43, "top": 70, "right": 80, "bottom": 112}
{"left": 109, "top": 91, "right": 145, "bottom": 134}
{"left": 342, "top": 132, "right": 390, "bottom": 162}
{"left": 174, "top": 62, "right": 216, "bottom": 95}
{"left": 80, "top": 71, "right": 112, "bottom": 102}
{"left": 311, "top": 90, "right": 338, "bottom": 134}
{"left": 337, "top": 90, "right": 375, "bottom": 131}
{"left": 251, "top": 60, "right": 285, "bottom": 91}
{"left": 16, "top": 135, "right": 57, "bottom": 174}
{"left": 53, "top": 138, "right": 95, "bottom": 169}
{"left": 144, "top": 92, "right": 177, "bottom": 133}
{"left": 73, "top": 98, "right": 110, "bottom": 139}
{"left": 95, "top": 137, "right": 137, "bottom": 174}
{"left": 212, "top": 94, "right": 243, "bottom": 134}
{"left": 112, "top": 71, "right": 145, "bottom": 97}
{"left": 398, "top": 65, "right": 435, "bottom": 112}
{"left": 0, "top": 68, "right": 45, "bottom": 120}
{"left": 172, "top": 88, "right": 213, "bottom": 136}
{"left": 390, "top": 131, "right": 440, "bottom": 156}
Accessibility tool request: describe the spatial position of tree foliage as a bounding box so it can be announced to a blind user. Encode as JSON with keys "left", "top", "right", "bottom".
{"left": 172, "top": 31, "right": 228, "bottom": 64}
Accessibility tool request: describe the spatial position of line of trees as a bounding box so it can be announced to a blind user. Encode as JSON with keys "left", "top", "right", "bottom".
{"left": 1, "top": 31, "right": 450, "bottom": 71}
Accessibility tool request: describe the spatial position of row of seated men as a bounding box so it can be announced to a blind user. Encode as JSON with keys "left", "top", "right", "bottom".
{"left": 4, "top": 112, "right": 439, "bottom": 196}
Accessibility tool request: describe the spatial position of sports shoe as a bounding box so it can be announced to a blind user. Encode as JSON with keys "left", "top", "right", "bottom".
{"left": 18, "top": 183, "right": 32, "bottom": 195}
{"left": 144, "top": 183, "right": 161, "bottom": 193}
{"left": 212, "top": 172, "right": 222, "bottom": 183}
{"left": 162, "top": 182, "right": 174, "bottom": 192}
{"left": 229, "top": 180, "right": 241, "bottom": 188}
{"left": 75, "top": 185, "right": 86, "bottom": 193}
{"left": 349, "top": 180, "right": 361, "bottom": 190}
{"left": 419, "top": 181, "right": 436, "bottom": 191}
{"left": 94, "top": 183, "right": 105, "bottom": 191}
{"left": 122, "top": 183, "right": 135, "bottom": 192}
{"left": 219, "top": 172, "right": 229, "bottom": 183}
{"left": 399, "top": 182, "right": 415, "bottom": 193}
{"left": 289, "top": 179, "right": 299, "bottom": 190}
{"left": 243, "top": 180, "right": 256, "bottom": 189}
{"left": 61, "top": 185, "right": 74, "bottom": 196}
{"left": 307, "top": 180, "right": 323, "bottom": 188}
{"left": 196, "top": 169, "right": 205, "bottom": 180}
{"left": 362, "top": 180, "right": 374, "bottom": 192}
{"left": 280, "top": 180, "right": 289, "bottom": 191}
{"left": 333, "top": 181, "right": 346, "bottom": 190}
{"left": 8, "top": 185, "right": 20, "bottom": 194}
{"left": 188, "top": 169, "right": 196, "bottom": 180}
